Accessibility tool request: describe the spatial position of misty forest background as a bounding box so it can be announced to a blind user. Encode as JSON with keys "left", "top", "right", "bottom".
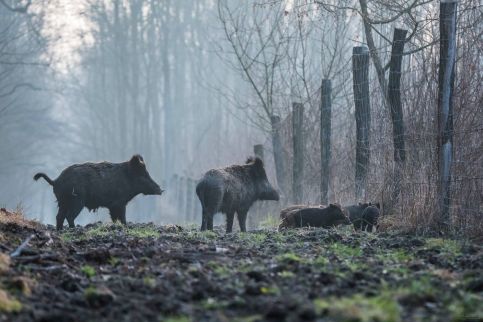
{"left": 0, "top": 0, "right": 481, "bottom": 236}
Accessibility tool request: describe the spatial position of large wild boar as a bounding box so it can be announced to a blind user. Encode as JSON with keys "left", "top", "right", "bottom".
{"left": 196, "top": 157, "right": 280, "bottom": 233}
{"left": 278, "top": 204, "right": 350, "bottom": 230}
{"left": 34, "top": 155, "right": 163, "bottom": 230}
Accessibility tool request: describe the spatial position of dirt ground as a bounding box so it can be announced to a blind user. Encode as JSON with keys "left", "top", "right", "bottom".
{"left": 0, "top": 210, "right": 482, "bottom": 322}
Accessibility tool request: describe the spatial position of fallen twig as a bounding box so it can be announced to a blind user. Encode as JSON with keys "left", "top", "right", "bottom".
{"left": 10, "top": 234, "right": 34, "bottom": 257}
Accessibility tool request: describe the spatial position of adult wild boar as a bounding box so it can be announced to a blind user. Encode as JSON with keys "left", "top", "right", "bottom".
{"left": 34, "top": 155, "right": 163, "bottom": 230}
{"left": 196, "top": 157, "right": 280, "bottom": 233}
{"left": 278, "top": 204, "right": 350, "bottom": 230}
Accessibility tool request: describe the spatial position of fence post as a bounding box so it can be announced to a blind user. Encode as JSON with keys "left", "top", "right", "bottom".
{"left": 271, "top": 115, "right": 286, "bottom": 196}
{"left": 437, "top": 0, "right": 457, "bottom": 232}
{"left": 388, "top": 28, "right": 408, "bottom": 209}
{"left": 250, "top": 144, "right": 266, "bottom": 229}
{"left": 292, "top": 102, "right": 304, "bottom": 204}
{"left": 320, "top": 79, "right": 332, "bottom": 205}
{"left": 352, "top": 46, "right": 371, "bottom": 200}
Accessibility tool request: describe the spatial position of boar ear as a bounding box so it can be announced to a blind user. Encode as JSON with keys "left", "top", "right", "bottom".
{"left": 253, "top": 157, "right": 264, "bottom": 168}
{"left": 375, "top": 203, "right": 381, "bottom": 209}
{"left": 329, "top": 203, "right": 338, "bottom": 209}
{"left": 245, "top": 156, "right": 255, "bottom": 164}
{"left": 130, "top": 154, "right": 145, "bottom": 168}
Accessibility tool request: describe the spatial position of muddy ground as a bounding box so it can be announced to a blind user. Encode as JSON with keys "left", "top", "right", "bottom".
{"left": 0, "top": 211, "right": 482, "bottom": 322}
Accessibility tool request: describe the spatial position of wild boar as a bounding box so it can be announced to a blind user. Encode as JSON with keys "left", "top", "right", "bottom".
{"left": 361, "top": 205, "right": 380, "bottom": 232}
{"left": 345, "top": 202, "right": 380, "bottom": 230}
{"left": 196, "top": 157, "right": 280, "bottom": 233}
{"left": 34, "top": 155, "right": 163, "bottom": 230}
{"left": 278, "top": 204, "right": 350, "bottom": 230}
{"left": 279, "top": 205, "right": 324, "bottom": 221}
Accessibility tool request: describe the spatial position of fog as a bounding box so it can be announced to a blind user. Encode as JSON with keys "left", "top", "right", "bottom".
{"left": 1, "top": 0, "right": 481, "bottom": 233}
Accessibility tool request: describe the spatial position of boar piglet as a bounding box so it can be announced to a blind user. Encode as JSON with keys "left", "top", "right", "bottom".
{"left": 196, "top": 157, "right": 280, "bottom": 233}
{"left": 361, "top": 205, "right": 380, "bottom": 232}
{"left": 279, "top": 204, "right": 351, "bottom": 230}
{"left": 279, "top": 205, "right": 325, "bottom": 221}
{"left": 34, "top": 155, "right": 163, "bottom": 230}
{"left": 345, "top": 202, "right": 380, "bottom": 230}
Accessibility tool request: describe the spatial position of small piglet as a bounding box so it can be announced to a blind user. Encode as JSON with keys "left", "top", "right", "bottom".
{"left": 34, "top": 155, "right": 163, "bottom": 230}
{"left": 279, "top": 204, "right": 350, "bottom": 230}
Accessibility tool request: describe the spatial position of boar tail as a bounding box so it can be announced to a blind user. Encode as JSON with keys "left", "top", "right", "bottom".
{"left": 34, "top": 173, "right": 54, "bottom": 186}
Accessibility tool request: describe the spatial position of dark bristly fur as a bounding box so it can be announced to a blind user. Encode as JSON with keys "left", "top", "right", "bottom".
{"left": 345, "top": 202, "right": 380, "bottom": 230}
{"left": 361, "top": 205, "right": 380, "bottom": 232}
{"left": 196, "top": 157, "right": 279, "bottom": 233}
{"left": 34, "top": 155, "right": 163, "bottom": 230}
{"left": 279, "top": 204, "right": 325, "bottom": 221}
{"left": 278, "top": 203, "right": 350, "bottom": 230}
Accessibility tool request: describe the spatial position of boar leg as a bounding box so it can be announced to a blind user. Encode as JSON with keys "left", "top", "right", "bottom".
{"left": 65, "top": 199, "right": 84, "bottom": 228}
{"left": 200, "top": 209, "right": 208, "bottom": 231}
{"left": 207, "top": 213, "right": 214, "bottom": 230}
{"left": 56, "top": 206, "right": 67, "bottom": 230}
{"left": 237, "top": 210, "right": 248, "bottom": 232}
{"left": 109, "top": 206, "right": 127, "bottom": 225}
{"left": 225, "top": 212, "right": 235, "bottom": 233}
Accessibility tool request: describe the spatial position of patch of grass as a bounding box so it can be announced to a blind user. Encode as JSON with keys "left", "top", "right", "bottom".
{"left": 62, "top": 223, "right": 160, "bottom": 241}
{"left": 425, "top": 238, "right": 461, "bottom": 255}
{"left": 0, "top": 289, "right": 22, "bottom": 313}
{"left": 81, "top": 265, "right": 96, "bottom": 278}
{"left": 448, "top": 292, "right": 483, "bottom": 322}
{"left": 201, "top": 297, "right": 228, "bottom": 310}
{"left": 311, "top": 256, "right": 329, "bottom": 268}
{"left": 126, "top": 226, "right": 160, "bottom": 238}
{"left": 185, "top": 230, "right": 217, "bottom": 241}
{"left": 238, "top": 232, "right": 268, "bottom": 246}
{"left": 277, "top": 271, "right": 295, "bottom": 278}
{"left": 60, "top": 231, "right": 77, "bottom": 242}
{"left": 108, "top": 257, "right": 120, "bottom": 266}
{"left": 258, "top": 215, "right": 280, "bottom": 229}
{"left": 143, "top": 277, "right": 156, "bottom": 288}
{"left": 328, "top": 243, "right": 362, "bottom": 258}
{"left": 276, "top": 252, "right": 302, "bottom": 264}
{"left": 206, "top": 261, "right": 230, "bottom": 277}
{"left": 388, "top": 275, "right": 438, "bottom": 303}
{"left": 260, "top": 285, "right": 280, "bottom": 295}
{"left": 377, "top": 249, "right": 413, "bottom": 263}
{"left": 314, "top": 294, "right": 401, "bottom": 322}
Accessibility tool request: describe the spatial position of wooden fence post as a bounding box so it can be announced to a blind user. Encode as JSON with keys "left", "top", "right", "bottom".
{"left": 352, "top": 46, "right": 371, "bottom": 200}
{"left": 388, "top": 28, "right": 408, "bottom": 207}
{"left": 292, "top": 102, "right": 304, "bottom": 204}
{"left": 271, "top": 115, "right": 286, "bottom": 196}
{"left": 437, "top": 0, "right": 457, "bottom": 232}
{"left": 320, "top": 79, "right": 332, "bottom": 205}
